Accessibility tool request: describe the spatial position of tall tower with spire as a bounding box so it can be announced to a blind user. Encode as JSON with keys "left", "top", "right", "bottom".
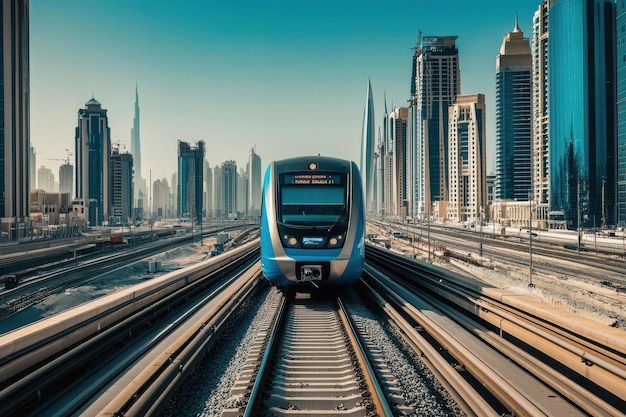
{"left": 130, "top": 85, "right": 146, "bottom": 218}
{"left": 360, "top": 78, "right": 375, "bottom": 215}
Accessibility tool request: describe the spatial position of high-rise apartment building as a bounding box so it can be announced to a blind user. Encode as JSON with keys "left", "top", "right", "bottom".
{"left": 177, "top": 140, "right": 205, "bottom": 223}
{"left": 212, "top": 165, "right": 222, "bottom": 218}
{"left": 409, "top": 35, "right": 460, "bottom": 218}
{"left": 37, "top": 166, "right": 55, "bottom": 193}
{"left": 218, "top": 160, "right": 237, "bottom": 219}
{"left": 389, "top": 107, "right": 409, "bottom": 218}
{"left": 110, "top": 147, "right": 133, "bottom": 224}
{"left": 248, "top": 147, "right": 262, "bottom": 217}
{"left": 237, "top": 167, "right": 247, "bottom": 214}
{"left": 532, "top": 1, "right": 551, "bottom": 209}
{"left": 152, "top": 178, "right": 170, "bottom": 219}
{"left": 548, "top": 0, "right": 616, "bottom": 228}
{"left": 75, "top": 97, "right": 111, "bottom": 226}
{"left": 360, "top": 78, "right": 376, "bottom": 214}
{"left": 204, "top": 160, "right": 213, "bottom": 218}
{"left": 447, "top": 94, "right": 487, "bottom": 223}
{"left": 495, "top": 19, "right": 532, "bottom": 202}
{"left": 59, "top": 163, "right": 73, "bottom": 198}
{"left": 29, "top": 146, "right": 36, "bottom": 190}
{"left": 618, "top": 1, "right": 626, "bottom": 226}
{"left": 0, "top": 0, "right": 30, "bottom": 240}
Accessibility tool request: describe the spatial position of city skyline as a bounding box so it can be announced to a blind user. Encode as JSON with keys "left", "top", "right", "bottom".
{"left": 29, "top": 0, "right": 543, "bottom": 183}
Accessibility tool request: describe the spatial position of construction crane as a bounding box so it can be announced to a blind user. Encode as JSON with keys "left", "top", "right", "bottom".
{"left": 43, "top": 149, "right": 73, "bottom": 165}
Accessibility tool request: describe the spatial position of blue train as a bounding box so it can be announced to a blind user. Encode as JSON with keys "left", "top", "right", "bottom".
{"left": 260, "top": 156, "right": 365, "bottom": 288}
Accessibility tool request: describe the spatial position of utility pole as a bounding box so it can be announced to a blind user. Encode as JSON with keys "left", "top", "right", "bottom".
{"left": 479, "top": 206, "right": 483, "bottom": 257}
{"left": 577, "top": 180, "right": 581, "bottom": 254}
{"left": 529, "top": 192, "right": 534, "bottom": 288}
{"left": 428, "top": 202, "right": 430, "bottom": 262}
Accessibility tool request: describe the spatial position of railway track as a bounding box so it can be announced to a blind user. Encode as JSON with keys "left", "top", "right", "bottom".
{"left": 223, "top": 293, "right": 400, "bottom": 416}
{"left": 4, "top": 229, "right": 626, "bottom": 416}
{"left": 365, "top": 244, "right": 626, "bottom": 416}
{"left": 0, "top": 242, "right": 260, "bottom": 416}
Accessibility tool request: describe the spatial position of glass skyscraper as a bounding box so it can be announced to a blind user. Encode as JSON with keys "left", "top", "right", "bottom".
{"left": 75, "top": 98, "right": 111, "bottom": 226}
{"left": 548, "top": 0, "right": 617, "bottom": 228}
{"left": 410, "top": 36, "right": 460, "bottom": 217}
{"left": 0, "top": 0, "right": 29, "bottom": 240}
{"left": 495, "top": 19, "right": 532, "bottom": 202}
{"left": 360, "top": 78, "right": 375, "bottom": 214}
{"left": 248, "top": 147, "right": 262, "bottom": 217}
{"left": 617, "top": 1, "right": 626, "bottom": 226}
{"left": 177, "top": 140, "right": 205, "bottom": 223}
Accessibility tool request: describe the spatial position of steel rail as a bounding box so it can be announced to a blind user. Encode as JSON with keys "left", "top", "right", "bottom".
{"left": 366, "top": 244, "right": 626, "bottom": 408}
{"left": 363, "top": 263, "right": 589, "bottom": 417}
{"left": 242, "top": 294, "right": 288, "bottom": 417}
{"left": 336, "top": 297, "right": 394, "bottom": 417}
{"left": 359, "top": 276, "right": 499, "bottom": 417}
{"left": 107, "top": 267, "right": 264, "bottom": 417}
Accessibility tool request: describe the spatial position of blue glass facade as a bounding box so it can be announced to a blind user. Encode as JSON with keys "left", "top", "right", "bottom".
{"left": 495, "top": 70, "right": 532, "bottom": 201}
{"left": 76, "top": 99, "right": 110, "bottom": 226}
{"left": 177, "top": 140, "right": 205, "bottom": 223}
{"left": 549, "top": 0, "right": 617, "bottom": 228}
{"left": 618, "top": 1, "right": 626, "bottom": 226}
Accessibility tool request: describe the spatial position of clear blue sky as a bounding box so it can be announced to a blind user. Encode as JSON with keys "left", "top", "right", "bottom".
{"left": 30, "top": 0, "right": 543, "bottom": 183}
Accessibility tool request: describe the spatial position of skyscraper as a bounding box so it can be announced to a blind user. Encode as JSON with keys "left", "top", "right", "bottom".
{"left": 177, "top": 140, "right": 205, "bottom": 223}
{"left": 410, "top": 35, "right": 460, "bottom": 218}
{"left": 0, "top": 0, "right": 29, "bottom": 240}
{"left": 130, "top": 85, "right": 146, "bottom": 218}
{"left": 448, "top": 94, "right": 487, "bottom": 223}
{"left": 495, "top": 17, "right": 532, "bottom": 202}
{"left": 204, "top": 160, "right": 213, "bottom": 218}
{"left": 37, "top": 166, "right": 55, "bottom": 193}
{"left": 152, "top": 178, "right": 170, "bottom": 219}
{"left": 389, "top": 107, "right": 409, "bottom": 218}
{"left": 532, "top": 1, "right": 551, "bottom": 210}
{"left": 237, "top": 167, "right": 247, "bottom": 214}
{"left": 248, "top": 147, "right": 262, "bottom": 217}
{"left": 548, "top": 0, "right": 617, "bottom": 228}
{"left": 75, "top": 97, "right": 111, "bottom": 226}
{"left": 219, "top": 160, "right": 237, "bottom": 219}
{"left": 59, "top": 163, "right": 73, "bottom": 198}
{"left": 360, "top": 78, "right": 375, "bottom": 214}
{"left": 110, "top": 147, "right": 133, "bottom": 225}
{"left": 618, "top": 1, "right": 626, "bottom": 226}
{"left": 29, "top": 146, "right": 36, "bottom": 190}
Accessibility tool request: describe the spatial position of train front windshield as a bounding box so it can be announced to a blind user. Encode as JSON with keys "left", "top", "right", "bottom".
{"left": 279, "top": 173, "right": 347, "bottom": 226}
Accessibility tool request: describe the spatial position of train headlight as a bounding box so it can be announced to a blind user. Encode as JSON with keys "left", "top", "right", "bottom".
{"left": 282, "top": 234, "right": 299, "bottom": 247}
{"left": 327, "top": 234, "right": 344, "bottom": 247}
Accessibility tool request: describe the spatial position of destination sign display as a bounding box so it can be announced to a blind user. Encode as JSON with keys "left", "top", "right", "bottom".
{"left": 283, "top": 174, "right": 342, "bottom": 185}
